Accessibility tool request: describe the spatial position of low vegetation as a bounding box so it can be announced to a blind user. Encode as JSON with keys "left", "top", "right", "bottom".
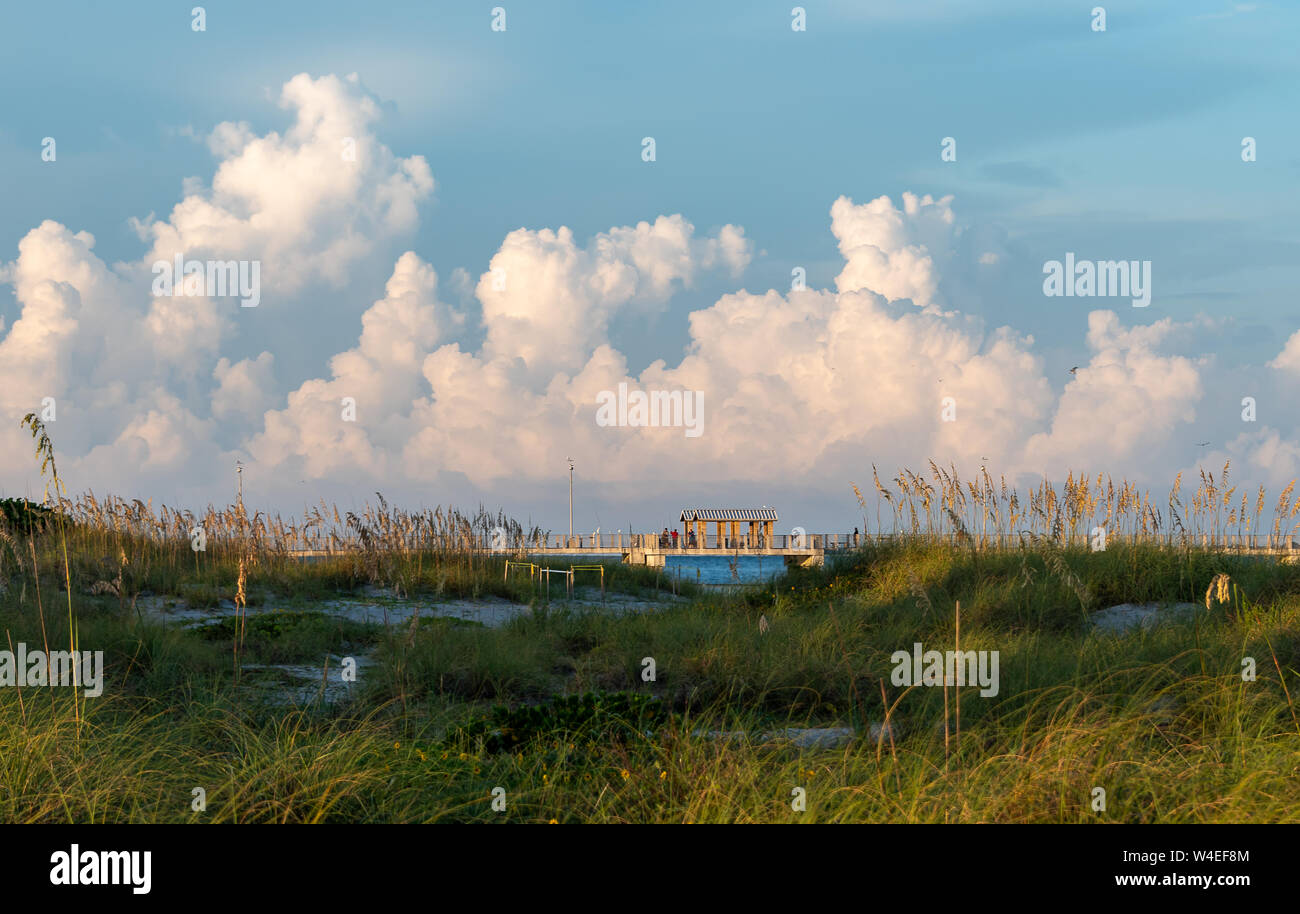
{"left": 2, "top": 434, "right": 1297, "bottom": 822}
{"left": 1, "top": 533, "right": 1297, "bottom": 822}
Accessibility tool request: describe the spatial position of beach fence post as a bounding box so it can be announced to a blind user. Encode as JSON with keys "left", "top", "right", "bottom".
{"left": 569, "top": 564, "right": 605, "bottom": 603}
{"left": 505, "top": 561, "right": 538, "bottom": 587}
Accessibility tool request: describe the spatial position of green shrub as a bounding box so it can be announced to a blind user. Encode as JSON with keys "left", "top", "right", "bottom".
{"left": 459, "top": 691, "right": 669, "bottom": 753}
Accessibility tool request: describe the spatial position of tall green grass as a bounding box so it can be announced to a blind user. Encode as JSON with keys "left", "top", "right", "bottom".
{"left": 1, "top": 538, "right": 1296, "bottom": 822}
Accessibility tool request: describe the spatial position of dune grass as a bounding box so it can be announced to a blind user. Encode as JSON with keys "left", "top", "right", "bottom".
{"left": 5, "top": 422, "right": 1297, "bottom": 822}
{"left": 1, "top": 532, "right": 1297, "bottom": 823}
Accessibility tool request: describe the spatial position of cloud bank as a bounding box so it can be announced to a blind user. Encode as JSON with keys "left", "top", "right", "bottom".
{"left": 2, "top": 73, "right": 1297, "bottom": 524}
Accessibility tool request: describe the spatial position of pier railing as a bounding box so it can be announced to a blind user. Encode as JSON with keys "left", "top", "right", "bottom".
{"left": 282, "top": 531, "right": 857, "bottom": 553}
{"left": 512, "top": 532, "right": 856, "bottom": 551}
{"left": 282, "top": 530, "right": 1300, "bottom": 556}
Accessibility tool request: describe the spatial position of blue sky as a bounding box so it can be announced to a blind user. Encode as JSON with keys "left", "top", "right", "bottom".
{"left": 1, "top": 0, "right": 1297, "bottom": 531}
{"left": 5, "top": 1, "right": 1295, "bottom": 357}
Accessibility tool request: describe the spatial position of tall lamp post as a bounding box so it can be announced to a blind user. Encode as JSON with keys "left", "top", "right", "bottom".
{"left": 567, "top": 457, "right": 574, "bottom": 547}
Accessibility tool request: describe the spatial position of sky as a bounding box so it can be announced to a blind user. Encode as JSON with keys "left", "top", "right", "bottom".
{"left": 0, "top": 0, "right": 1297, "bottom": 534}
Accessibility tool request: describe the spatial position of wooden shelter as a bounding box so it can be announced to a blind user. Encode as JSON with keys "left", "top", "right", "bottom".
{"left": 679, "top": 507, "right": 778, "bottom": 548}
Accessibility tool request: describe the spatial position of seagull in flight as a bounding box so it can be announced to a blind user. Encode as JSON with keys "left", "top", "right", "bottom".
{"left": 1068, "top": 366, "right": 1079, "bottom": 375}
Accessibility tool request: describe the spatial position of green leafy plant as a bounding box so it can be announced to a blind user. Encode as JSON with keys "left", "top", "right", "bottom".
{"left": 0, "top": 497, "right": 55, "bottom": 533}
{"left": 460, "top": 691, "right": 668, "bottom": 754}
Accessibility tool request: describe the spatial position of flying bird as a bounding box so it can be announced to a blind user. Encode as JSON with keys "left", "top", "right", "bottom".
{"left": 1069, "top": 366, "right": 1079, "bottom": 375}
